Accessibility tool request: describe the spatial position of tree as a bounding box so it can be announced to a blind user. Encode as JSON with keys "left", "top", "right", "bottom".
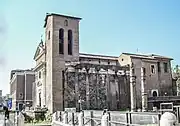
{"left": 173, "top": 65, "right": 180, "bottom": 78}
{"left": 173, "top": 65, "right": 180, "bottom": 96}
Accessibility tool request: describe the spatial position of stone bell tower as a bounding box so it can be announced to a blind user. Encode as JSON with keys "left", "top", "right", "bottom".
{"left": 44, "top": 13, "right": 81, "bottom": 113}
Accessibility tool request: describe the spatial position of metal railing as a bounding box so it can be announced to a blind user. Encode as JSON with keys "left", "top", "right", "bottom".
{"left": 52, "top": 110, "right": 161, "bottom": 126}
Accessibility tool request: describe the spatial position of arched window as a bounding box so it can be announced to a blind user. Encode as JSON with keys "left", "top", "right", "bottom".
{"left": 59, "top": 28, "right": 64, "bottom": 54}
{"left": 64, "top": 20, "right": 68, "bottom": 26}
{"left": 68, "top": 30, "right": 73, "bottom": 55}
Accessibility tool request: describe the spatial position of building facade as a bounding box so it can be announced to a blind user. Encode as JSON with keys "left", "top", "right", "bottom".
{"left": 119, "top": 53, "right": 173, "bottom": 110}
{"left": 33, "top": 13, "right": 174, "bottom": 113}
{"left": 10, "top": 69, "right": 35, "bottom": 110}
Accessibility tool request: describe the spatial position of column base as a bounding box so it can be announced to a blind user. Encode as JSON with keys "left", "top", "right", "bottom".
{"left": 142, "top": 108, "right": 147, "bottom": 112}
{"left": 131, "top": 108, "right": 136, "bottom": 112}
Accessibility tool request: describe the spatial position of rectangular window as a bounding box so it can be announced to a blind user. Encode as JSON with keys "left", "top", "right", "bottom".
{"left": 39, "top": 71, "right": 41, "bottom": 79}
{"left": 68, "top": 40, "right": 72, "bottom": 55}
{"left": 59, "top": 40, "right": 64, "bottom": 54}
{"left": 157, "top": 62, "right": 161, "bottom": 72}
{"left": 143, "top": 67, "right": 146, "bottom": 75}
{"left": 59, "top": 29, "right": 64, "bottom": 54}
{"left": 68, "top": 30, "right": 73, "bottom": 55}
{"left": 151, "top": 65, "right": 155, "bottom": 74}
{"left": 48, "top": 31, "right": 50, "bottom": 40}
{"left": 164, "top": 62, "right": 168, "bottom": 73}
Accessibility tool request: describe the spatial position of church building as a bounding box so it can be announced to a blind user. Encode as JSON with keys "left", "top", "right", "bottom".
{"left": 33, "top": 13, "right": 174, "bottom": 113}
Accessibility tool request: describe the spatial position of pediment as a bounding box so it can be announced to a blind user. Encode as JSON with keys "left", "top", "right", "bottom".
{"left": 33, "top": 41, "right": 45, "bottom": 60}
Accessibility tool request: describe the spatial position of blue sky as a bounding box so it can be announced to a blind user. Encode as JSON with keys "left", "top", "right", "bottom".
{"left": 0, "top": 0, "right": 180, "bottom": 95}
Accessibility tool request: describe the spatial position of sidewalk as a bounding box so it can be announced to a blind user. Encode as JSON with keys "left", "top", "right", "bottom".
{"left": 25, "top": 124, "right": 51, "bottom": 126}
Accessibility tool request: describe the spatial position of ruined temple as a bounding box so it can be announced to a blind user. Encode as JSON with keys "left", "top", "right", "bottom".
{"left": 63, "top": 55, "right": 130, "bottom": 111}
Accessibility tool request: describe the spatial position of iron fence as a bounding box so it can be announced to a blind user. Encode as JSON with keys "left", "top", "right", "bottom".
{"left": 52, "top": 110, "right": 161, "bottom": 126}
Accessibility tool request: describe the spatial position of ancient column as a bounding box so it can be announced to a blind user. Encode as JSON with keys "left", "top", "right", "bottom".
{"left": 106, "top": 69, "right": 110, "bottom": 110}
{"left": 96, "top": 66, "right": 100, "bottom": 109}
{"left": 85, "top": 67, "right": 90, "bottom": 109}
{"left": 101, "top": 74, "right": 106, "bottom": 108}
{"left": 130, "top": 67, "right": 136, "bottom": 112}
{"left": 141, "top": 67, "right": 147, "bottom": 112}
{"left": 114, "top": 71, "right": 119, "bottom": 110}
{"left": 64, "top": 69, "right": 68, "bottom": 108}
{"left": 75, "top": 68, "right": 80, "bottom": 111}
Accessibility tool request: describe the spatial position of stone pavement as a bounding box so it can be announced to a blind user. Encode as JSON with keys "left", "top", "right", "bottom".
{"left": 0, "top": 119, "right": 14, "bottom": 126}
{"left": 25, "top": 124, "right": 51, "bottom": 126}
{"left": 0, "top": 113, "right": 14, "bottom": 126}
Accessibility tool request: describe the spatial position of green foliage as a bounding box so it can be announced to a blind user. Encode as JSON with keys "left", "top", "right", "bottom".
{"left": 173, "top": 65, "right": 180, "bottom": 78}
{"left": 24, "top": 107, "right": 50, "bottom": 124}
{"left": 22, "top": 113, "right": 34, "bottom": 123}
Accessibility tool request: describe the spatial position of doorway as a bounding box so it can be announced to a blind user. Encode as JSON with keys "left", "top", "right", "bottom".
{"left": 153, "top": 91, "right": 158, "bottom": 97}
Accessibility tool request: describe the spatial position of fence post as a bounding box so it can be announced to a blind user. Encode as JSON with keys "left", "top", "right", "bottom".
{"left": 129, "top": 113, "right": 132, "bottom": 124}
{"left": 78, "top": 111, "right": 84, "bottom": 126}
{"left": 176, "top": 107, "right": 180, "bottom": 123}
{"left": 82, "top": 111, "right": 84, "bottom": 124}
{"left": 101, "top": 113, "right": 109, "bottom": 126}
{"left": 158, "top": 113, "right": 161, "bottom": 126}
{"left": 126, "top": 112, "right": 129, "bottom": 126}
{"left": 59, "top": 111, "right": 62, "bottom": 121}
{"left": 90, "top": 111, "right": 94, "bottom": 126}
{"left": 108, "top": 112, "right": 111, "bottom": 126}
{"left": 63, "top": 111, "right": 68, "bottom": 124}
{"left": 72, "top": 113, "right": 75, "bottom": 126}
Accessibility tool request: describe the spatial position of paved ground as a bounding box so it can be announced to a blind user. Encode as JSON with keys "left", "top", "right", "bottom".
{"left": 0, "top": 113, "right": 14, "bottom": 126}
{"left": 25, "top": 124, "right": 51, "bottom": 126}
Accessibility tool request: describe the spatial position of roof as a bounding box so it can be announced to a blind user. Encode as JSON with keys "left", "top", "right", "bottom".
{"left": 122, "top": 52, "right": 173, "bottom": 60}
{"left": 44, "top": 13, "right": 82, "bottom": 27}
{"left": 10, "top": 69, "right": 34, "bottom": 79}
{"left": 79, "top": 53, "right": 118, "bottom": 60}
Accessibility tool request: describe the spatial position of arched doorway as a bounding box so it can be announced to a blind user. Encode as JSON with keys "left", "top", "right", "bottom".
{"left": 152, "top": 90, "right": 159, "bottom": 108}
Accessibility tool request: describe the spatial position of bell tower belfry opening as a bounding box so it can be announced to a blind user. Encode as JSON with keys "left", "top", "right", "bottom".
{"left": 44, "top": 13, "right": 82, "bottom": 112}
